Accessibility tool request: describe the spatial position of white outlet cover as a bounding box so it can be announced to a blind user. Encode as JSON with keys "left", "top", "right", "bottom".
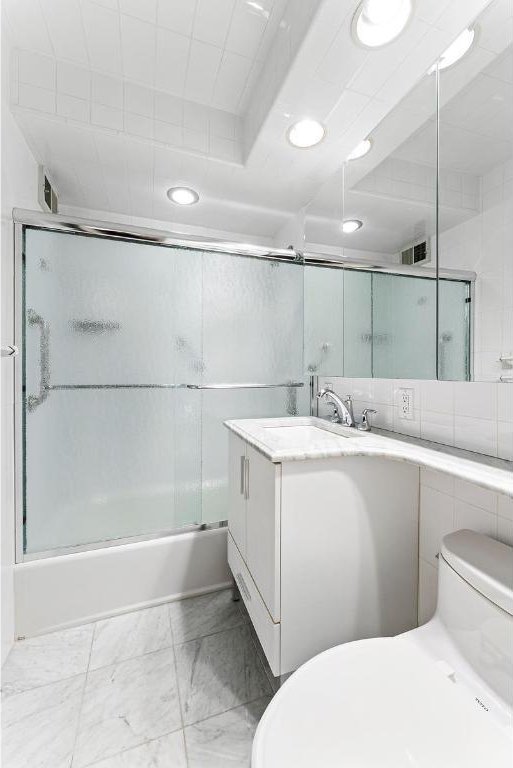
{"left": 398, "top": 388, "right": 414, "bottom": 420}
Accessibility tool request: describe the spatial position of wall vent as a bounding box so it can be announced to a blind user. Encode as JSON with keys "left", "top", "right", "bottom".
{"left": 401, "top": 238, "right": 431, "bottom": 266}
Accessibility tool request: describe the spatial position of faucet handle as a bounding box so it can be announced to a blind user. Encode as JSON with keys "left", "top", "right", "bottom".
{"left": 358, "top": 408, "right": 377, "bottom": 432}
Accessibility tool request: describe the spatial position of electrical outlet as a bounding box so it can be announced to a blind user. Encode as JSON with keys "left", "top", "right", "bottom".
{"left": 398, "top": 387, "right": 414, "bottom": 420}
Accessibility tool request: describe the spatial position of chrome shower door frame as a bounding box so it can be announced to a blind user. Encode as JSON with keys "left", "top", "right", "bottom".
{"left": 12, "top": 210, "right": 304, "bottom": 563}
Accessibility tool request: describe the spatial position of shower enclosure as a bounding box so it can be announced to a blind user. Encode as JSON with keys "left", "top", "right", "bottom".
{"left": 18, "top": 215, "right": 307, "bottom": 559}
{"left": 15, "top": 212, "right": 472, "bottom": 563}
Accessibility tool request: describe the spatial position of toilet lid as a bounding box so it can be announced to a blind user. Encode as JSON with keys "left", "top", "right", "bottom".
{"left": 252, "top": 638, "right": 512, "bottom": 768}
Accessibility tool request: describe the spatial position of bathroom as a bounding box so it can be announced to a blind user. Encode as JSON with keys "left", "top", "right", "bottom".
{"left": 1, "top": 0, "right": 512, "bottom": 765}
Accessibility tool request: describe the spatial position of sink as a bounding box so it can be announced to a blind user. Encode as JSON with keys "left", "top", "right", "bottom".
{"left": 263, "top": 424, "right": 351, "bottom": 449}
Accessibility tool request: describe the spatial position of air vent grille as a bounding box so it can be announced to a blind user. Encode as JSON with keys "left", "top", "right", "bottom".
{"left": 401, "top": 238, "right": 431, "bottom": 265}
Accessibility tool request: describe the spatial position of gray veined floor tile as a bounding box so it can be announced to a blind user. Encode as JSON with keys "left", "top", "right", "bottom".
{"left": 83, "top": 731, "right": 187, "bottom": 768}
{"left": 1, "top": 675, "right": 85, "bottom": 768}
{"left": 89, "top": 605, "right": 173, "bottom": 670}
{"left": 169, "top": 588, "right": 248, "bottom": 644}
{"left": 1, "top": 624, "right": 94, "bottom": 696}
{"left": 73, "top": 648, "right": 182, "bottom": 768}
{"left": 185, "top": 696, "right": 272, "bottom": 768}
{"left": 175, "top": 624, "right": 272, "bottom": 726}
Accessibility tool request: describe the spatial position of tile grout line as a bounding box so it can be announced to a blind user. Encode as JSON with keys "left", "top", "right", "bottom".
{"left": 166, "top": 600, "right": 190, "bottom": 766}
{"left": 69, "top": 623, "right": 96, "bottom": 767}
{"left": 79, "top": 725, "right": 186, "bottom": 768}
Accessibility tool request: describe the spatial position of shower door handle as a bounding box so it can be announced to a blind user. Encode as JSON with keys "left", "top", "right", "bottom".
{"left": 240, "top": 455, "right": 246, "bottom": 495}
{"left": 244, "top": 458, "right": 250, "bottom": 500}
{"left": 27, "top": 309, "right": 50, "bottom": 411}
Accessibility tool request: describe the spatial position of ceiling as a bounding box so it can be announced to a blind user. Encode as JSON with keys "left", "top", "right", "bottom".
{"left": 4, "top": 0, "right": 501, "bottom": 242}
{"left": 307, "top": 0, "right": 512, "bottom": 255}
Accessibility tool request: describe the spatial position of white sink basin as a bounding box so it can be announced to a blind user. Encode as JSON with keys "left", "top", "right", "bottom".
{"left": 263, "top": 424, "right": 351, "bottom": 449}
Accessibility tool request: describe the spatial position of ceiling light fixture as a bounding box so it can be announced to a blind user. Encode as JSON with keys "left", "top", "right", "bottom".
{"left": 428, "top": 28, "right": 475, "bottom": 74}
{"left": 167, "top": 187, "right": 199, "bottom": 205}
{"left": 347, "top": 138, "right": 372, "bottom": 161}
{"left": 287, "top": 119, "right": 326, "bottom": 148}
{"left": 353, "top": 0, "right": 413, "bottom": 48}
{"left": 342, "top": 219, "right": 363, "bottom": 234}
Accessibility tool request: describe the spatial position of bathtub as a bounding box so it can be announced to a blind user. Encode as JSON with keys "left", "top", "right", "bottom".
{"left": 14, "top": 526, "right": 231, "bottom": 637}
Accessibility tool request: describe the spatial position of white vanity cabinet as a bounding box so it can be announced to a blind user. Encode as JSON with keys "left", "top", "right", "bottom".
{"left": 227, "top": 430, "right": 420, "bottom": 678}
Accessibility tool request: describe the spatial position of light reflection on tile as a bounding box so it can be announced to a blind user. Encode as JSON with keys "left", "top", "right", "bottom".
{"left": 73, "top": 649, "right": 181, "bottom": 768}
{"left": 185, "top": 696, "right": 271, "bottom": 768}
{"left": 89, "top": 605, "right": 172, "bottom": 670}
{"left": 168, "top": 589, "right": 248, "bottom": 644}
{"left": 175, "top": 624, "right": 271, "bottom": 726}
{"left": 1, "top": 625, "right": 93, "bottom": 696}
{"left": 84, "top": 730, "right": 187, "bottom": 768}
{"left": 2, "top": 675, "right": 84, "bottom": 768}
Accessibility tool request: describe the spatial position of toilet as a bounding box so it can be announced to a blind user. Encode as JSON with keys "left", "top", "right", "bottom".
{"left": 252, "top": 529, "right": 513, "bottom": 767}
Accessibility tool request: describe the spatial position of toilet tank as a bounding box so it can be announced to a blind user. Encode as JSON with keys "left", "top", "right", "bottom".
{"left": 437, "top": 529, "right": 513, "bottom": 707}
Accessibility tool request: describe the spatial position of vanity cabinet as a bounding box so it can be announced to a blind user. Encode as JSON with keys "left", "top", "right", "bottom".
{"left": 228, "top": 431, "right": 419, "bottom": 677}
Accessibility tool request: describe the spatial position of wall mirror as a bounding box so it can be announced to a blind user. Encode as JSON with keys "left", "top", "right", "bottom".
{"left": 303, "top": 0, "right": 512, "bottom": 382}
{"left": 438, "top": 0, "right": 512, "bottom": 383}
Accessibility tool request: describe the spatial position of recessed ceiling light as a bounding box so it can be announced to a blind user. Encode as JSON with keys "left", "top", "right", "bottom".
{"left": 287, "top": 119, "right": 326, "bottom": 148}
{"left": 167, "top": 187, "right": 199, "bottom": 205}
{"left": 353, "top": 0, "right": 413, "bottom": 48}
{"left": 342, "top": 219, "right": 363, "bottom": 234}
{"left": 428, "top": 28, "right": 475, "bottom": 74}
{"left": 347, "top": 138, "right": 372, "bottom": 161}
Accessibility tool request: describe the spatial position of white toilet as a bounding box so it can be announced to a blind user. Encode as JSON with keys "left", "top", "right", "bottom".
{"left": 252, "top": 529, "right": 513, "bottom": 767}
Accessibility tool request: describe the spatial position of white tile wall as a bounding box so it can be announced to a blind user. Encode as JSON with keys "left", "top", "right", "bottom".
{"left": 417, "top": 468, "right": 513, "bottom": 623}
{"left": 11, "top": 50, "right": 244, "bottom": 165}
{"left": 319, "top": 377, "right": 513, "bottom": 461}
{"left": 1, "top": 26, "right": 40, "bottom": 665}
{"left": 437, "top": 160, "right": 513, "bottom": 382}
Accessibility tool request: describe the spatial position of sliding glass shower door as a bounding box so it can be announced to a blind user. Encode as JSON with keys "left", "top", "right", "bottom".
{"left": 21, "top": 227, "right": 306, "bottom": 557}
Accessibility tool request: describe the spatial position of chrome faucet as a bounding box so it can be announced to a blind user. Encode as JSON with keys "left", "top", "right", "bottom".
{"left": 317, "top": 388, "right": 355, "bottom": 427}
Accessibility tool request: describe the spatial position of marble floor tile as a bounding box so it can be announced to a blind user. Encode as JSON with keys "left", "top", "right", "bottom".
{"left": 1, "top": 625, "right": 94, "bottom": 696}
{"left": 175, "top": 624, "right": 272, "bottom": 726}
{"left": 185, "top": 697, "right": 271, "bottom": 768}
{"left": 89, "top": 605, "right": 172, "bottom": 670}
{"left": 1, "top": 675, "right": 85, "bottom": 768}
{"left": 73, "top": 649, "right": 182, "bottom": 768}
{"left": 84, "top": 731, "right": 187, "bottom": 768}
{"left": 169, "top": 589, "right": 247, "bottom": 644}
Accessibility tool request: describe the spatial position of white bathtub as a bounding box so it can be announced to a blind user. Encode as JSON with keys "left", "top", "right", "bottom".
{"left": 14, "top": 527, "right": 231, "bottom": 638}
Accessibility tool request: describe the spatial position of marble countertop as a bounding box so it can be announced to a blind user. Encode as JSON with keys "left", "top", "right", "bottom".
{"left": 224, "top": 417, "right": 513, "bottom": 498}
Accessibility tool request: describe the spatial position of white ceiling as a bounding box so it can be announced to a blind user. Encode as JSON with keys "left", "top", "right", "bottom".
{"left": 4, "top": 0, "right": 500, "bottom": 241}
{"left": 307, "top": 0, "right": 512, "bottom": 255}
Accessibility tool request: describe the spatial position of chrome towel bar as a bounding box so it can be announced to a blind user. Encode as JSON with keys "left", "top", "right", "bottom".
{"left": 186, "top": 382, "right": 304, "bottom": 390}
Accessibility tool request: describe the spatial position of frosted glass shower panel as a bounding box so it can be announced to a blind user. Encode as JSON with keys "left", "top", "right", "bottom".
{"left": 343, "top": 271, "right": 372, "bottom": 377}
{"left": 438, "top": 280, "right": 471, "bottom": 381}
{"left": 304, "top": 265, "right": 344, "bottom": 375}
{"left": 24, "top": 230, "right": 203, "bottom": 387}
{"left": 372, "top": 273, "right": 437, "bottom": 379}
{"left": 201, "top": 254, "right": 304, "bottom": 383}
{"left": 23, "top": 231, "right": 203, "bottom": 553}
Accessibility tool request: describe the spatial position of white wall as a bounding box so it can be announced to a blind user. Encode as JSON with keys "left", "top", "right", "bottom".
{"left": 1, "top": 25, "right": 40, "bottom": 663}
{"left": 437, "top": 160, "right": 513, "bottom": 382}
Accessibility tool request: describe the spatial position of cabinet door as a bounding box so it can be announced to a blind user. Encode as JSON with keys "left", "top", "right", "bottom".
{"left": 245, "top": 445, "right": 280, "bottom": 621}
{"left": 228, "top": 432, "right": 247, "bottom": 558}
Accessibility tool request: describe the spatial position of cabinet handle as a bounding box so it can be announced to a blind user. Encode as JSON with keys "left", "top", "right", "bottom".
{"left": 236, "top": 572, "right": 251, "bottom": 602}
{"left": 240, "top": 455, "right": 245, "bottom": 495}
{"left": 244, "top": 457, "right": 250, "bottom": 500}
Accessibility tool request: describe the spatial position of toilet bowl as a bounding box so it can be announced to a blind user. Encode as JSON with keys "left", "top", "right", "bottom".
{"left": 252, "top": 529, "right": 513, "bottom": 768}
